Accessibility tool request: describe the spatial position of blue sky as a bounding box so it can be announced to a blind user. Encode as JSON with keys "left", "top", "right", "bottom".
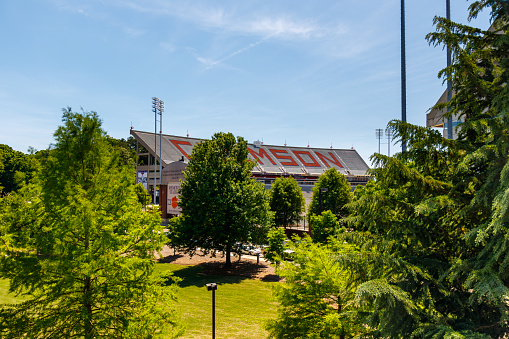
{"left": 0, "top": 0, "right": 491, "bottom": 163}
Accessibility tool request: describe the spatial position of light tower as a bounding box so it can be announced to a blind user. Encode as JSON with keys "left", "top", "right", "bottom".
{"left": 401, "top": 0, "right": 407, "bottom": 152}
{"left": 152, "top": 97, "right": 164, "bottom": 205}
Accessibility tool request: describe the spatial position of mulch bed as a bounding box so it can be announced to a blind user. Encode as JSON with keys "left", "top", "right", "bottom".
{"left": 157, "top": 245, "right": 282, "bottom": 282}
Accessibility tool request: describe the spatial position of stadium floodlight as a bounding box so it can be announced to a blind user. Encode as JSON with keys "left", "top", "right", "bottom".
{"left": 386, "top": 127, "right": 393, "bottom": 157}
{"left": 375, "top": 129, "right": 383, "bottom": 154}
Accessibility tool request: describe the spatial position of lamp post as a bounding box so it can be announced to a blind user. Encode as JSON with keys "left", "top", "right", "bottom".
{"left": 206, "top": 283, "right": 217, "bottom": 339}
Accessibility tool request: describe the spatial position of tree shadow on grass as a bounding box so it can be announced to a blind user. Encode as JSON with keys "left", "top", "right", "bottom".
{"left": 166, "top": 261, "right": 281, "bottom": 288}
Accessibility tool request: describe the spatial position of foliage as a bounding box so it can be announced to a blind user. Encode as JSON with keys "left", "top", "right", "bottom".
{"left": 0, "top": 108, "right": 182, "bottom": 338}
{"left": 134, "top": 182, "right": 149, "bottom": 206}
{"left": 308, "top": 168, "right": 352, "bottom": 220}
{"left": 171, "top": 132, "right": 273, "bottom": 267}
{"left": 0, "top": 144, "right": 43, "bottom": 193}
{"left": 267, "top": 237, "right": 367, "bottom": 339}
{"left": 264, "top": 227, "right": 288, "bottom": 265}
{"left": 105, "top": 135, "right": 137, "bottom": 167}
{"left": 309, "top": 210, "right": 343, "bottom": 243}
{"left": 269, "top": 176, "right": 305, "bottom": 228}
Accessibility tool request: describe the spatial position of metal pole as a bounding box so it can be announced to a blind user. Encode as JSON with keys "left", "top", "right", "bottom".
{"left": 153, "top": 97, "right": 157, "bottom": 205}
{"left": 446, "top": 0, "right": 453, "bottom": 139}
{"left": 212, "top": 288, "right": 215, "bottom": 339}
{"left": 401, "top": 0, "right": 407, "bottom": 152}
{"left": 386, "top": 128, "right": 392, "bottom": 157}
{"left": 159, "top": 100, "right": 164, "bottom": 204}
{"left": 206, "top": 283, "right": 217, "bottom": 339}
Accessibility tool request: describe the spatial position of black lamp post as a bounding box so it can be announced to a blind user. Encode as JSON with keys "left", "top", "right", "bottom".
{"left": 206, "top": 283, "right": 217, "bottom": 339}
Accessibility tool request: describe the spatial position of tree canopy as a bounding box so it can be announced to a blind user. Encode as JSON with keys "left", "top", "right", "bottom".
{"left": 269, "top": 176, "right": 305, "bottom": 228}
{"left": 0, "top": 108, "right": 181, "bottom": 338}
{"left": 171, "top": 132, "right": 272, "bottom": 267}
{"left": 308, "top": 168, "right": 352, "bottom": 219}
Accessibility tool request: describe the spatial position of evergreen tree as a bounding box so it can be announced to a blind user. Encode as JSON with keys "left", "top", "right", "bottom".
{"left": 0, "top": 108, "right": 181, "bottom": 338}
{"left": 269, "top": 176, "right": 305, "bottom": 228}
{"left": 172, "top": 132, "right": 272, "bottom": 267}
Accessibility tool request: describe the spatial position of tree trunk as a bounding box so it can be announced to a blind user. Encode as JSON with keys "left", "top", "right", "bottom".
{"left": 84, "top": 276, "right": 93, "bottom": 339}
{"left": 225, "top": 246, "right": 231, "bottom": 268}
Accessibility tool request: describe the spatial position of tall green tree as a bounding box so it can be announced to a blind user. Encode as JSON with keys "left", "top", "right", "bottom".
{"left": 171, "top": 132, "right": 272, "bottom": 267}
{"left": 269, "top": 176, "right": 305, "bottom": 228}
{"left": 308, "top": 168, "right": 352, "bottom": 219}
{"left": 0, "top": 108, "right": 181, "bottom": 339}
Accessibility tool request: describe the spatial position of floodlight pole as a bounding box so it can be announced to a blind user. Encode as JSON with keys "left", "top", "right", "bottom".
{"left": 376, "top": 129, "right": 383, "bottom": 154}
{"left": 401, "top": 0, "right": 407, "bottom": 152}
{"left": 446, "top": 0, "right": 453, "bottom": 139}
{"left": 386, "top": 128, "right": 393, "bottom": 157}
{"left": 152, "top": 97, "right": 164, "bottom": 205}
{"left": 153, "top": 97, "right": 157, "bottom": 205}
{"left": 159, "top": 100, "right": 164, "bottom": 203}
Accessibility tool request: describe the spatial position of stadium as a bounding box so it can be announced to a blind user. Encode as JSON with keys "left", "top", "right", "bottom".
{"left": 130, "top": 129, "right": 371, "bottom": 218}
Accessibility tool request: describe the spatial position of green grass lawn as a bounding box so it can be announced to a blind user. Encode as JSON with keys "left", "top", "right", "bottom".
{"left": 0, "top": 263, "right": 279, "bottom": 339}
{"left": 0, "top": 278, "right": 26, "bottom": 304}
{"left": 156, "top": 263, "right": 279, "bottom": 339}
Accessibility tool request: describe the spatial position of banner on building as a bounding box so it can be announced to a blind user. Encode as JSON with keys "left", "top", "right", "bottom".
{"left": 137, "top": 171, "right": 148, "bottom": 190}
{"left": 167, "top": 183, "right": 182, "bottom": 215}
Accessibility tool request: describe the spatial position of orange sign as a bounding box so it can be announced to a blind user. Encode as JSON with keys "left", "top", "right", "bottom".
{"left": 171, "top": 196, "right": 178, "bottom": 209}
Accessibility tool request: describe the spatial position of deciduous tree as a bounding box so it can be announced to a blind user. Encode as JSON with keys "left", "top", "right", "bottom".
{"left": 172, "top": 132, "right": 272, "bottom": 267}
{"left": 269, "top": 176, "right": 305, "bottom": 228}
{"left": 308, "top": 168, "right": 352, "bottom": 220}
{"left": 267, "top": 237, "right": 366, "bottom": 339}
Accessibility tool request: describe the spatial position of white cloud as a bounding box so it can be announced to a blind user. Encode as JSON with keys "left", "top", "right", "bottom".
{"left": 195, "top": 37, "right": 269, "bottom": 70}
{"left": 245, "top": 17, "right": 318, "bottom": 38}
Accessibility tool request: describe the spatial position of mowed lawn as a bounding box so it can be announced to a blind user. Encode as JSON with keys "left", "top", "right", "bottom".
{"left": 156, "top": 263, "right": 279, "bottom": 339}
{"left": 0, "top": 263, "right": 279, "bottom": 339}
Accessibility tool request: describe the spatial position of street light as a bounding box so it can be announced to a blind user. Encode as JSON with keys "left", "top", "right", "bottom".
{"left": 206, "top": 283, "right": 217, "bottom": 339}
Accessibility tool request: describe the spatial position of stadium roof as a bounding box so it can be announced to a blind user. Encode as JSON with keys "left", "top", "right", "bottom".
{"left": 131, "top": 130, "right": 370, "bottom": 177}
